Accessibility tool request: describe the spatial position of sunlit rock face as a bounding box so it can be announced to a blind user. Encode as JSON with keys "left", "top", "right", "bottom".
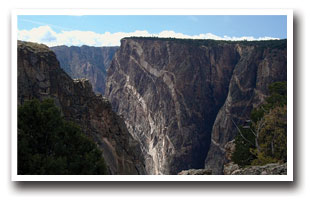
{"left": 51, "top": 45, "right": 118, "bottom": 95}
{"left": 105, "top": 38, "right": 287, "bottom": 175}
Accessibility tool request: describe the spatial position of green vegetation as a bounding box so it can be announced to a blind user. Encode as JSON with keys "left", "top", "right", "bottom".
{"left": 123, "top": 37, "right": 287, "bottom": 50}
{"left": 232, "top": 81, "right": 287, "bottom": 167}
{"left": 18, "top": 99, "right": 108, "bottom": 175}
{"left": 231, "top": 126, "right": 257, "bottom": 167}
{"left": 251, "top": 105, "right": 287, "bottom": 165}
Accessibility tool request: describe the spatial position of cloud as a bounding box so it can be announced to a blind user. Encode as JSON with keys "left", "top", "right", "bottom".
{"left": 18, "top": 25, "right": 280, "bottom": 47}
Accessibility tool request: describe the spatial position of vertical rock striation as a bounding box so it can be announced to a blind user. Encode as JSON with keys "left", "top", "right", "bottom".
{"left": 205, "top": 44, "right": 287, "bottom": 174}
{"left": 106, "top": 38, "right": 240, "bottom": 174}
{"left": 50, "top": 45, "right": 118, "bottom": 95}
{"left": 18, "top": 41, "right": 145, "bottom": 175}
{"left": 105, "top": 37, "right": 287, "bottom": 175}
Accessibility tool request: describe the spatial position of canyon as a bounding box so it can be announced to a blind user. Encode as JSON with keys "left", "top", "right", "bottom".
{"left": 17, "top": 37, "right": 287, "bottom": 175}
{"left": 105, "top": 37, "right": 287, "bottom": 174}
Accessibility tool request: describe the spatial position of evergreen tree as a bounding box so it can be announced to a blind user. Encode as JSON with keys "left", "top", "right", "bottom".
{"left": 251, "top": 106, "right": 287, "bottom": 165}
{"left": 232, "top": 81, "right": 287, "bottom": 167}
{"left": 231, "top": 126, "right": 256, "bottom": 167}
{"left": 18, "top": 99, "right": 108, "bottom": 175}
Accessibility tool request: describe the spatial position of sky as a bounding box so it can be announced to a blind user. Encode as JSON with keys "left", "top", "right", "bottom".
{"left": 17, "top": 15, "right": 287, "bottom": 47}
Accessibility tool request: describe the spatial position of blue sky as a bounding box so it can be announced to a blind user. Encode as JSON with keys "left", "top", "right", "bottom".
{"left": 18, "top": 15, "right": 287, "bottom": 46}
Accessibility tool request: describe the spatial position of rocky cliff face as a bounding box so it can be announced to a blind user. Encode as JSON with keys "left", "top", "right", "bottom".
{"left": 50, "top": 45, "right": 118, "bottom": 95}
{"left": 105, "top": 37, "right": 287, "bottom": 175}
{"left": 18, "top": 41, "right": 145, "bottom": 175}
{"left": 205, "top": 43, "right": 287, "bottom": 174}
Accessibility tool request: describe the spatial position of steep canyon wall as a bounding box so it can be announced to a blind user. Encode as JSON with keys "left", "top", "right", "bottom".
{"left": 105, "top": 38, "right": 287, "bottom": 174}
{"left": 18, "top": 41, "right": 145, "bottom": 175}
{"left": 51, "top": 45, "right": 118, "bottom": 95}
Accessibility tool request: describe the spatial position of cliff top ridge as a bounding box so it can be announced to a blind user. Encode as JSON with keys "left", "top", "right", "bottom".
{"left": 18, "top": 40, "right": 51, "bottom": 53}
{"left": 122, "top": 37, "right": 287, "bottom": 49}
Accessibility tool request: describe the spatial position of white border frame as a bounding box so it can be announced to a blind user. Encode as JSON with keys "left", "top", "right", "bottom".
{"left": 11, "top": 9, "right": 293, "bottom": 181}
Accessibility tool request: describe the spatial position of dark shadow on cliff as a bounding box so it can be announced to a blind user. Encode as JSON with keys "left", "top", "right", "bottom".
{"left": 12, "top": 14, "right": 300, "bottom": 193}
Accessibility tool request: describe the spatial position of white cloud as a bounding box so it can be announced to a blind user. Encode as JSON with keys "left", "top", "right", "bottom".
{"left": 18, "top": 25, "right": 280, "bottom": 47}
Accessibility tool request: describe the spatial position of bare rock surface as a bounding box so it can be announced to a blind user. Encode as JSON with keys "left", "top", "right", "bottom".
{"left": 179, "top": 162, "right": 287, "bottom": 175}
{"left": 18, "top": 41, "right": 145, "bottom": 175}
{"left": 51, "top": 45, "right": 118, "bottom": 95}
{"left": 230, "top": 163, "right": 287, "bottom": 175}
{"left": 178, "top": 169, "right": 212, "bottom": 175}
{"left": 106, "top": 38, "right": 287, "bottom": 175}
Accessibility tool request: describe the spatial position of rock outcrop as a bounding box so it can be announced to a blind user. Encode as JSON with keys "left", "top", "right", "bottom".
{"left": 50, "top": 45, "right": 118, "bottom": 95}
{"left": 229, "top": 163, "right": 287, "bottom": 175}
{"left": 178, "top": 163, "right": 286, "bottom": 175}
{"left": 223, "top": 162, "right": 240, "bottom": 175}
{"left": 221, "top": 140, "right": 240, "bottom": 175}
{"left": 178, "top": 169, "right": 212, "bottom": 175}
{"left": 18, "top": 41, "right": 145, "bottom": 175}
{"left": 105, "top": 37, "right": 287, "bottom": 175}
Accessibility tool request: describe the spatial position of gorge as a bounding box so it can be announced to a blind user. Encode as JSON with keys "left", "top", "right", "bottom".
{"left": 18, "top": 37, "right": 287, "bottom": 175}
{"left": 105, "top": 37, "right": 287, "bottom": 174}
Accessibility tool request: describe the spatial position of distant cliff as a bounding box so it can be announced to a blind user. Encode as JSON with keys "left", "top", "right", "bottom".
{"left": 18, "top": 41, "right": 145, "bottom": 175}
{"left": 105, "top": 37, "right": 287, "bottom": 174}
{"left": 50, "top": 45, "right": 118, "bottom": 95}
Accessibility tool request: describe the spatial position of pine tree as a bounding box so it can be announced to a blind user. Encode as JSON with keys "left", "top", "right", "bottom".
{"left": 232, "top": 81, "right": 287, "bottom": 167}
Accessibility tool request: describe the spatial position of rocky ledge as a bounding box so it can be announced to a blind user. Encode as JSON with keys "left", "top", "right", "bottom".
{"left": 178, "top": 163, "right": 286, "bottom": 175}
{"left": 228, "top": 163, "right": 287, "bottom": 175}
{"left": 178, "top": 169, "right": 212, "bottom": 175}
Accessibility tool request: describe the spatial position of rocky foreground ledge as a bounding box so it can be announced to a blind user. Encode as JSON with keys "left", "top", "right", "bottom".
{"left": 228, "top": 163, "right": 287, "bottom": 175}
{"left": 178, "top": 169, "right": 212, "bottom": 175}
{"left": 178, "top": 163, "right": 287, "bottom": 175}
